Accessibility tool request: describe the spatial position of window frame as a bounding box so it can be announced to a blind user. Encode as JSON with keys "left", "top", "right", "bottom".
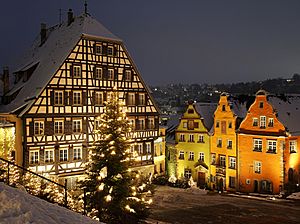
{"left": 54, "top": 120, "right": 64, "bottom": 135}
{"left": 253, "top": 138, "right": 263, "bottom": 151}
{"left": 229, "top": 157, "right": 236, "bottom": 169}
{"left": 95, "top": 91, "right": 103, "bottom": 106}
{"left": 73, "top": 91, "right": 82, "bottom": 105}
{"left": 199, "top": 152, "right": 205, "bottom": 162}
{"left": 267, "top": 140, "right": 277, "bottom": 153}
{"left": 260, "top": 116, "right": 266, "bottom": 128}
{"left": 45, "top": 149, "right": 54, "bottom": 163}
{"left": 59, "top": 148, "right": 68, "bottom": 162}
{"left": 289, "top": 140, "right": 297, "bottom": 153}
{"left": 254, "top": 161, "right": 262, "bottom": 174}
{"left": 73, "top": 65, "right": 81, "bottom": 78}
{"left": 189, "top": 151, "right": 194, "bottom": 161}
{"left": 29, "top": 150, "right": 39, "bottom": 164}
{"left": 54, "top": 90, "right": 64, "bottom": 106}
{"left": 73, "top": 147, "right": 82, "bottom": 160}
{"left": 107, "top": 69, "right": 114, "bottom": 80}
{"left": 34, "top": 121, "right": 44, "bottom": 136}
{"left": 107, "top": 46, "right": 114, "bottom": 56}
{"left": 94, "top": 67, "right": 103, "bottom": 79}
{"left": 72, "top": 119, "right": 82, "bottom": 133}
{"left": 179, "top": 151, "right": 184, "bottom": 160}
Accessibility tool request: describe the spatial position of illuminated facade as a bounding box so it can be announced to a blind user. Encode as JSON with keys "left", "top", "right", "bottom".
{"left": 210, "top": 93, "right": 246, "bottom": 191}
{"left": 238, "top": 90, "right": 286, "bottom": 194}
{"left": 175, "top": 102, "right": 216, "bottom": 187}
{"left": 153, "top": 127, "right": 166, "bottom": 175}
{"left": 0, "top": 12, "right": 159, "bottom": 182}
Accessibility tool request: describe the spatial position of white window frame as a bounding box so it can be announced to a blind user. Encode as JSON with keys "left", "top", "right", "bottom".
{"left": 227, "top": 139, "right": 233, "bottom": 149}
{"left": 260, "top": 116, "right": 266, "bottom": 128}
{"left": 267, "top": 140, "right": 277, "bottom": 153}
{"left": 189, "top": 151, "right": 194, "bottom": 161}
{"left": 30, "top": 150, "right": 39, "bottom": 164}
{"left": 254, "top": 161, "right": 262, "bottom": 174}
{"left": 199, "top": 152, "right": 205, "bottom": 162}
{"left": 229, "top": 157, "right": 236, "bottom": 169}
{"left": 179, "top": 151, "right": 184, "bottom": 160}
{"left": 54, "top": 120, "right": 64, "bottom": 135}
{"left": 289, "top": 140, "right": 297, "bottom": 153}
{"left": 253, "top": 118, "right": 258, "bottom": 126}
{"left": 34, "top": 121, "right": 44, "bottom": 136}
{"left": 59, "top": 149, "right": 68, "bottom": 162}
{"left": 54, "top": 91, "right": 64, "bottom": 105}
{"left": 73, "top": 91, "right": 82, "bottom": 105}
{"left": 184, "top": 169, "right": 192, "bottom": 179}
{"left": 220, "top": 155, "right": 226, "bottom": 167}
{"left": 45, "top": 149, "right": 54, "bottom": 163}
{"left": 73, "top": 65, "right": 81, "bottom": 78}
{"left": 253, "top": 139, "right": 263, "bottom": 151}
{"left": 72, "top": 119, "right": 82, "bottom": 133}
{"left": 73, "top": 148, "right": 82, "bottom": 160}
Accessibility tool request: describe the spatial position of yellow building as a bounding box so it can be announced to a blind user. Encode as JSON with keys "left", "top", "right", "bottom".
{"left": 210, "top": 93, "right": 246, "bottom": 191}
{"left": 175, "top": 101, "right": 216, "bottom": 187}
{"left": 154, "top": 127, "right": 166, "bottom": 175}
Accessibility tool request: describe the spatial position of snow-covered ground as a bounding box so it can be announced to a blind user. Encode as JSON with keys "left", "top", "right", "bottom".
{"left": 0, "top": 183, "right": 99, "bottom": 224}
{"left": 287, "top": 192, "right": 300, "bottom": 200}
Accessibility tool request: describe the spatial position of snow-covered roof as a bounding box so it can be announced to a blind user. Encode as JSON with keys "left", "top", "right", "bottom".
{"left": 0, "top": 13, "right": 121, "bottom": 114}
{"left": 195, "top": 102, "right": 217, "bottom": 131}
{"left": 268, "top": 95, "right": 300, "bottom": 136}
{"left": 228, "top": 96, "right": 248, "bottom": 118}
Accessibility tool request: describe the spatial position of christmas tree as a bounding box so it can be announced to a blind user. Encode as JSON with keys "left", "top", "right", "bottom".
{"left": 82, "top": 90, "right": 151, "bottom": 223}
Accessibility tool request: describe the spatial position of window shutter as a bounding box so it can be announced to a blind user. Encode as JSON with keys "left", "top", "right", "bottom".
{"left": 25, "top": 148, "right": 30, "bottom": 167}
{"left": 82, "top": 146, "right": 87, "bottom": 162}
{"left": 64, "top": 91, "right": 68, "bottom": 105}
{"left": 154, "top": 117, "right": 159, "bottom": 129}
{"left": 92, "top": 66, "right": 96, "bottom": 78}
{"left": 93, "top": 43, "right": 96, "bottom": 54}
{"left": 125, "top": 93, "right": 129, "bottom": 105}
{"left": 65, "top": 121, "right": 72, "bottom": 135}
{"left": 70, "top": 65, "right": 73, "bottom": 77}
{"left": 82, "top": 119, "right": 87, "bottom": 133}
{"left": 92, "top": 92, "right": 95, "bottom": 105}
{"left": 69, "top": 146, "right": 73, "bottom": 162}
{"left": 29, "top": 121, "right": 34, "bottom": 136}
{"left": 103, "top": 67, "right": 108, "bottom": 79}
{"left": 103, "top": 92, "right": 107, "bottom": 103}
{"left": 82, "top": 91, "right": 87, "bottom": 105}
{"left": 114, "top": 46, "right": 118, "bottom": 56}
{"left": 145, "top": 118, "right": 149, "bottom": 129}
{"left": 40, "top": 149, "right": 44, "bottom": 165}
{"left": 50, "top": 90, "right": 54, "bottom": 106}
{"left": 102, "top": 45, "right": 107, "bottom": 55}
{"left": 135, "top": 93, "right": 139, "bottom": 106}
{"left": 70, "top": 91, "right": 73, "bottom": 105}
{"left": 114, "top": 69, "right": 118, "bottom": 80}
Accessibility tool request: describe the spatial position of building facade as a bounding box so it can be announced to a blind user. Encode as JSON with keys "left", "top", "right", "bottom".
{"left": 0, "top": 12, "right": 160, "bottom": 183}
{"left": 238, "top": 90, "right": 286, "bottom": 194}
{"left": 210, "top": 93, "right": 246, "bottom": 191}
{"left": 175, "top": 102, "right": 215, "bottom": 187}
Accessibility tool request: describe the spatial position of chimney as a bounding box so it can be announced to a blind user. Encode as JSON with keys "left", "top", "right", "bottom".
{"left": 40, "top": 23, "right": 47, "bottom": 45}
{"left": 67, "top": 9, "right": 74, "bottom": 26}
{"left": 3, "top": 66, "right": 9, "bottom": 94}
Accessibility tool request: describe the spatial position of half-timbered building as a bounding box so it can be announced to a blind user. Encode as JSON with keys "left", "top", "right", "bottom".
{"left": 0, "top": 11, "right": 159, "bottom": 184}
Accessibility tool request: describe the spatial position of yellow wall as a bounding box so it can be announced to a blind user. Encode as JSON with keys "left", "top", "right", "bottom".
{"left": 175, "top": 103, "right": 210, "bottom": 186}
{"left": 154, "top": 128, "right": 166, "bottom": 175}
{"left": 210, "top": 94, "right": 237, "bottom": 191}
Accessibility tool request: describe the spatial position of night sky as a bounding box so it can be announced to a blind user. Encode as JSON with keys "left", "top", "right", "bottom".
{"left": 1, "top": 0, "right": 300, "bottom": 85}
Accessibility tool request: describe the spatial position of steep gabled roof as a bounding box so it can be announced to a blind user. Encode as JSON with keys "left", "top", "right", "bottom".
{"left": 268, "top": 95, "right": 300, "bottom": 136}
{"left": 0, "top": 13, "right": 121, "bottom": 114}
{"left": 194, "top": 102, "right": 217, "bottom": 131}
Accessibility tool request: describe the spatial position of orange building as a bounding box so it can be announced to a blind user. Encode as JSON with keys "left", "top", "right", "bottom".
{"left": 210, "top": 93, "right": 246, "bottom": 191}
{"left": 268, "top": 95, "right": 300, "bottom": 192}
{"left": 238, "top": 90, "right": 286, "bottom": 194}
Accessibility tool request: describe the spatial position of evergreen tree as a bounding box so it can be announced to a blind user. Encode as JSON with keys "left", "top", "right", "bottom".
{"left": 82, "top": 90, "right": 151, "bottom": 223}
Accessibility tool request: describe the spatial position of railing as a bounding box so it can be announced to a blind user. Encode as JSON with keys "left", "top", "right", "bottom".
{"left": 0, "top": 157, "right": 68, "bottom": 207}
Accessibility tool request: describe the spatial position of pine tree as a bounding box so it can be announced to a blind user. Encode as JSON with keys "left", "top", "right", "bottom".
{"left": 82, "top": 90, "right": 151, "bottom": 223}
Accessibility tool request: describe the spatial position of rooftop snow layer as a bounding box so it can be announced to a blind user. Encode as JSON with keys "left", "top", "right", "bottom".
{"left": 195, "top": 102, "right": 217, "bottom": 131}
{"left": 0, "top": 13, "right": 121, "bottom": 114}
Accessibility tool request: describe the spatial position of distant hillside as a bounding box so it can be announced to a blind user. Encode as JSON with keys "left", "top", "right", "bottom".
{"left": 151, "top": 74, "right": 300, "bottom": 114}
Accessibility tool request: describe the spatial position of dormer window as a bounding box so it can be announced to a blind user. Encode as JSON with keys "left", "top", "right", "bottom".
{"left": 107, "top": 46, "right": 114, "bottom": 56}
